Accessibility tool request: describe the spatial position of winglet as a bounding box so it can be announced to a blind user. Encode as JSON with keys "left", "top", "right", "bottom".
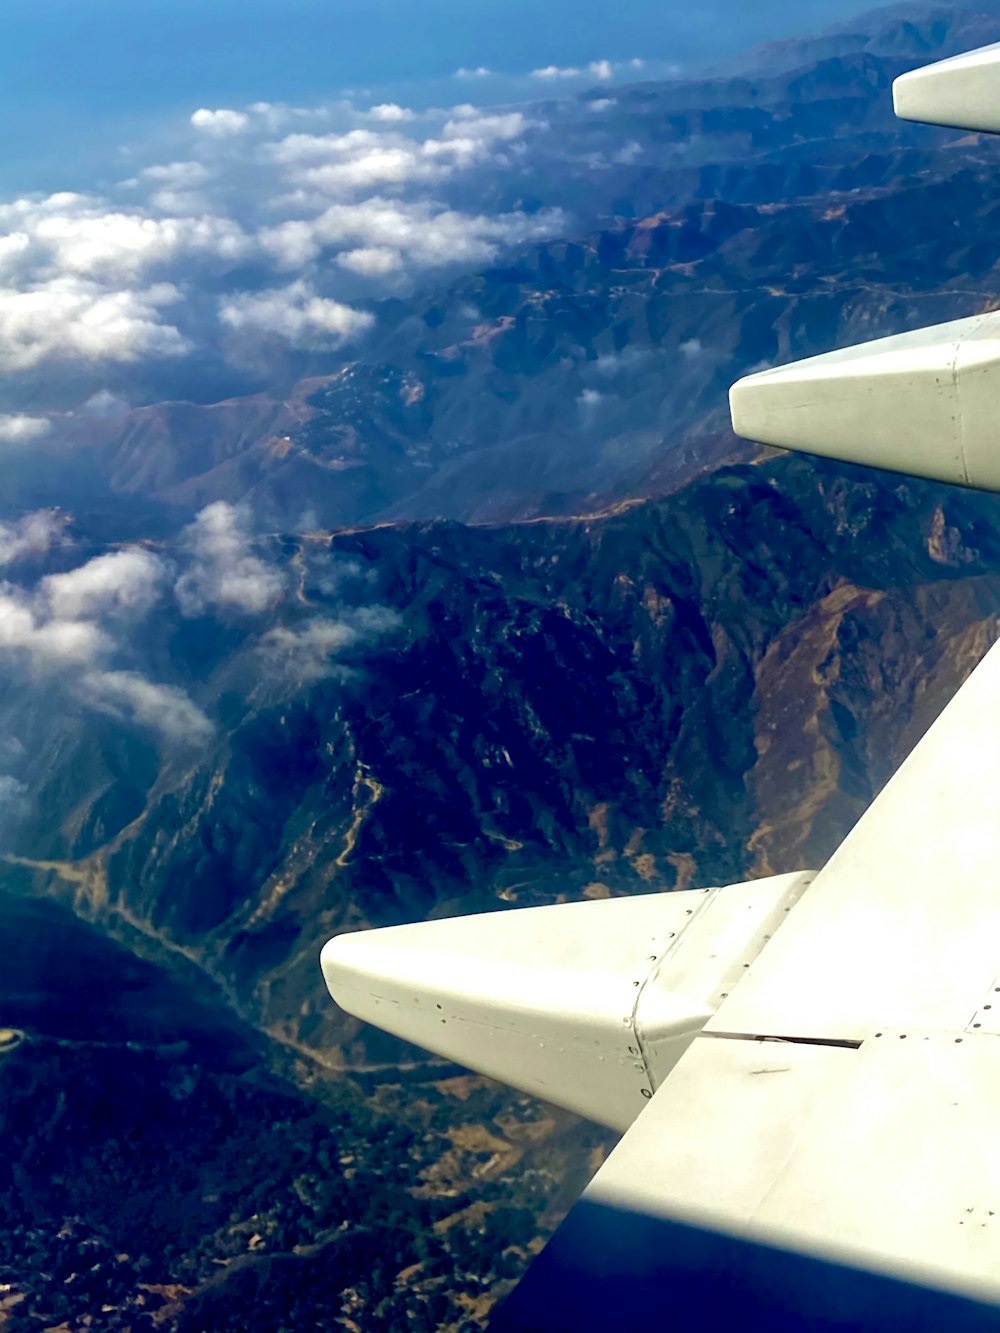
{"left": 322, "top": 873, "right": 811, "bottom": 1131}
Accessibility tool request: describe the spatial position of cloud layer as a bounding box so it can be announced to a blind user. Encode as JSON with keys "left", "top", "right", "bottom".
{"left": 78, "top": 670, "right": 215, "bottom": 744}
{"left": 0, "top": 511, "right": 65, "bottom": 565}
{"left": 219, "top": 280, "right": 375, "bottom": 349}
{"left": 0, "top": 44, "right": 684, "bottom": 416}
{"left": 42, "top": 547, "right": 166, "bottom": 620}
{"left": 0, "top": 83, "right": 588, "bottom": 397}
{"left": 0, "top": 414, "right": 50, "bottom": 443}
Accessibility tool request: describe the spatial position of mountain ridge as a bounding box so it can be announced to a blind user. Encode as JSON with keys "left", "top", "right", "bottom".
{"left": 7, "top": 7, "right": 1000, "bottom": 1329}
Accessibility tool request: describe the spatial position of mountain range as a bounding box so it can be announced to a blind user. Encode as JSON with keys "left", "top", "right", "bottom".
{"left": 5, "top": 7, "right": 1000, "bottom": 1331}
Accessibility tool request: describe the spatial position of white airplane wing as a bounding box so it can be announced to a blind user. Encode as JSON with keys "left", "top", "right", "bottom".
{"left": 321, "top": 43, "right": 1000, "bottom": 1330}
{"left": 491, "top": 1034, "right": 1000, "bottom": 1332}
{"left": 491, "top": 629, "right": 1000, "bottom": 1330}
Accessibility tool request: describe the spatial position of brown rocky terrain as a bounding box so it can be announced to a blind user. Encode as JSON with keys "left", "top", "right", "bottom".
{"left": 5, "top": 6, "right": 1000, "bottom": 1330}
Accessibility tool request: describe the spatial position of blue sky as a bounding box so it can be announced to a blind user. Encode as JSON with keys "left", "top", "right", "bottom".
{"left": 3, "top": 0, "right": 883, "bottom": 193}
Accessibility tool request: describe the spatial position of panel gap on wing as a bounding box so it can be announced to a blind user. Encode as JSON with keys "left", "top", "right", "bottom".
{"left": 705, "top": 1030, "right": 864, "bottom": 1050}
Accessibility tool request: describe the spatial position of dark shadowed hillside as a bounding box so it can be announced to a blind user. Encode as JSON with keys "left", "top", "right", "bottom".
{"left": 5, "top": 6, "right": 1000, "bottom": 1330}
{"left": 8, "top": 453, "right": 1000, "bottom": 1059}
{"left": 3, "top": 449, "right": 1000, "bottom": 1329}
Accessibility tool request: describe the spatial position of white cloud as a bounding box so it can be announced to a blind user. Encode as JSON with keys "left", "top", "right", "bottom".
{"left": 0, "top": 233, "right": 31, "bottom": 283}
{"left": 190, "top": 107, "right": 250, "bottom": 136}
{"left": 0, "top": 586, "right": 107, "bottom": 667}
{"left": 0, "top": 526, "right": 167, "bottom": 689}
{"left": 219, "top": 279, "right": 374, "bottom": 349}
{"left": 299, "top": 146, "right": 444, "bottom": 195}
{"left": 0, "top": 278, "right": 189, "bottom": 371}
{"left": 531, "top": 58, "right": 624, "bottom": 81}
{"left": 0, "top": 511, "right": 66, "bottom": 567}
{"left": 42, "top": 547, "right": 167, "bottom": 621}
{"left": 259, "top": 618, "right": 360, "bottom": 680}
{"left": 0, "top": 191, "right": 254, "bottom": 285}
{"left": 455, "top": 66, "right": 492, "bottom": 79}
{"left": 367, "top": 103, "right": 414, "bottom": 123}
{"left": 0, "top": 504, "right": 397, "bottom": 745}
{"left": 135, "top": 160, "right": 211, "bottom": 213}
{"left": 0, "top": 508, "right": 306, "bottom": 748}
{"left": 248, "top": 101, "right": 331, "bottom": 133}
{"left": 78, "top": 670, "right": 213, "bottom": 743}
{"left": 0, "top": 194, "right": 253, "bottom": 376}
{"left": 260, "top": 608, "right": 400, "bottom": 681}
{"left": 268, "top": 113, "right": 532, "bottom": 201}
{"left": 0, "top": 414, "right": 49, "bottom": 443}
{"left": 267, "top": 127, "right": 452, "bottom": 198}
{"left": 81, "top": 388, "right": 129, "bottom": 417}
{"left": 578, "top": 387, "right": 614, "bottom": 424}
{"left": 440, "top": 110, "right": 530, "bottom": 144}
{"left": 176, "top": 502, "right": 286, "bottom": 615}
{"left": 0, "top": 531, "right": 167, "bottom": 688}
{"left": 532, "top": 64, "right": 582, "bottom": 80}
{"left": 594, "top": 347, "right": 652, "bottom": 377}
{"left": 253, "top": 217, "right": 317, "bottom": 269}
{"left": 17, "top": 206, "right": 251, "bottom": 281}
{"left": 261, "top": 198, "right": 565, "bottom": 273}
{"left": 139, "top": 160, "right": 209, "bottom": 188}
{"left": 587, "top": 98, "right": 617, "bottom": 112}
{"left": 268, "top": 128, "right": 384, "bottom": 166}
{"left": 335, "top": 246, "right": 402, "bottom": 277}
{"left": 614, "top": 140, "right": 642, "bottom": 165}
{"left": 0, "top": 64, "right": 587, "bottom": 387}
{"left": 680, "top": 337, "right": 706, "bottom": 360}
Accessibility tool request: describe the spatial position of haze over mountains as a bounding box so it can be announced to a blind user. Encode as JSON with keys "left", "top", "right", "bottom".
{"left": 5, "top": 6, "right": 1000, "bottom": 1330}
